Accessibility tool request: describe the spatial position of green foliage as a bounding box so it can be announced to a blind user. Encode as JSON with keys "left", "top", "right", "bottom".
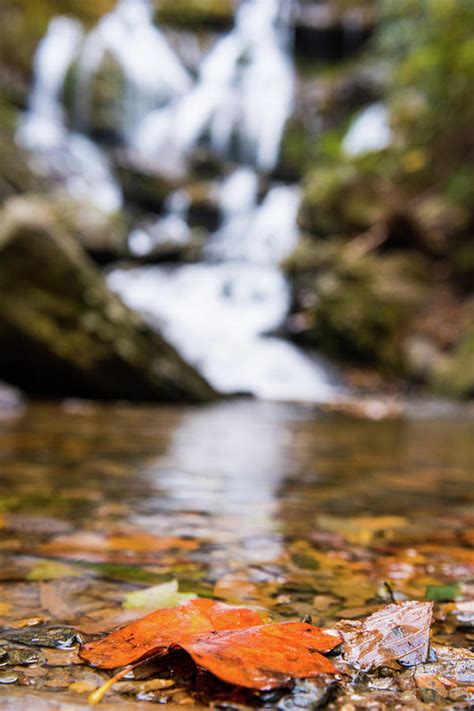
{"left": 377, "top": 0, "right": 474, "bottom": 204}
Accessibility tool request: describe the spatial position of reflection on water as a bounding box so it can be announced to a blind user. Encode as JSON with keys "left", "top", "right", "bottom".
{"left": 1, "top": 400, "right": 472, "bottom": 553}
{"left": 0, "top": 401, "right": 473, "bottom": 706}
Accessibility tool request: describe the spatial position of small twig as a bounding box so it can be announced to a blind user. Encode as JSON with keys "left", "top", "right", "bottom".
{"left": 384, "top": 581, "right": 397, "bottom": 604}
{"left": 88, "top": 665, "right": 134, "bottom": 705}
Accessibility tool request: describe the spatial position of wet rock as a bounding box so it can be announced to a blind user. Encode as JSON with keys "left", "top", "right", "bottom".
{"left": 0, "top": 196, "right": 216, "bottom": 401}
{"left": 50, "top": 195, "right": 128, "bottom": 263}
{"left": 0, "top": 671, "right": 18, "bottom": 684}
{"left": 433, "top": 324, "right": 474, "bottom": 398}
{"left": 286, "top": 238, "right": 428, "bottom": 372}
{"left": 187, "top": 181, "right": 220, "bottom": 232}
{"left": 156, "top": 0, "right": 233, "bottom": 31}
{"left": 0, "top": 646, "right": 41, "bottom": 666}
{"left": 274, "top": 677, "right": 337, "bottom": 709}
{"left": 115, "top": 154, "right": 179, "bottom": 212}
{"left": 3, "top": 626, "right": 82, "bottom": 650}
{"left": 294, "top": 2, "right": 375, "bottom": 62}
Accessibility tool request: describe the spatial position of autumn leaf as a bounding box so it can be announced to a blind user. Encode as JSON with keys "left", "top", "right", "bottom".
{"left": 339, "top": 601, "right": 433, "bottom": 669}
{"left": 80, "top": 598, "right": 265, "bottom": 669}
{"left": 179, "top": 621, "right": 342, "bottom": 690}
{"left": 80, "top": 599, "right": 342, "bottom": 691}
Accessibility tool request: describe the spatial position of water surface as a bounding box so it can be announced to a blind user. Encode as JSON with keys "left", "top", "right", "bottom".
{"left": 0, "top": 400, "right": 472, "bottom": 708}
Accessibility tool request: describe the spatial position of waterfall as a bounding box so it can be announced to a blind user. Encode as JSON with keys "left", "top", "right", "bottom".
{"left": 19, "top": 0, "right": 338, "bottom": 402}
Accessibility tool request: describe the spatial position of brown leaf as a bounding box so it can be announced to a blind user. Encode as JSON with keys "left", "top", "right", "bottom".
{"left": 340, "top": 601, "right": 433, "bottom": 669}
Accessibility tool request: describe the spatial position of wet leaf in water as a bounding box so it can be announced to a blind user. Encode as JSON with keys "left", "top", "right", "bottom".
{"left": 80, "top": 598, "right": 265, "bottom": 669}
{"left": 340, "top": 601, "right": 433, "bottom": 669}
{"left": 80, "top": 599, "right": 342, "bottom": 691}
{"left": 180, "top": 622, "right": 342, "bottom": 690}
{"left": 4, "top": 626, "right": 83, "bottom": 650}
{"left": 27, "top": 559, "right": 82, "bottom": 581}
{"left": 425, "top": 583, "right": 462, "bottom": 601}
{"left": 316, "top": 514, "right": 408, "bottom": 546}
{"left": 122, "top": 579, "right": 196, "bottom": 610}
{"left": 40, "top": 532, "right": 198, "bottom": 559}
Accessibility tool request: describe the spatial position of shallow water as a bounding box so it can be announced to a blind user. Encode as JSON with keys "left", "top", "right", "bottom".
{"left": 0, "top": 400, "right": 473, "bottom": 708}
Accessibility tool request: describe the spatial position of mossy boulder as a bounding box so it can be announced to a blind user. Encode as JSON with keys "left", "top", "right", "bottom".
{"left": 286, "top": 237, "right": 428, "bottom": 373}
{"left": 299, "top": 162, "right": 387, "bottom": 236}
{"left": 0, "top": 196, "right": 216, "bottom": 401}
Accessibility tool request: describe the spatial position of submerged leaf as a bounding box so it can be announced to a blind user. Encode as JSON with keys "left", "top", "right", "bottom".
{"left": 340, "top": 601, "right": 433, "bottom": 669}
{"left": 122, "top": 579, "right": 196, "bottom": 610}
{"left": 27, "top": 560, "right": 81, "bottom": 581}
{"left": 425, "top": 583, "right": 461, "bottom": 602}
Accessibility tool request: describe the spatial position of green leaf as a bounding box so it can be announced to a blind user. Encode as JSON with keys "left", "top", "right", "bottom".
{"left": 122, "top": 579, "right": 197, "bottom": 610}
{"left": 425, "top": 584, "right": 461, "bottom": 602}
{"left": 27, "top": 559, "right": 82, "bottom": 581}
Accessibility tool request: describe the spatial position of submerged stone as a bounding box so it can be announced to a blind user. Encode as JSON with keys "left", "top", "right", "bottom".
{"left": 3, "top": 626, "right": 82, "bottom": 650}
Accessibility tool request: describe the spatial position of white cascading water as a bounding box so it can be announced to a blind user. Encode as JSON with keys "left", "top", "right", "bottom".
{"left": 17, "top": 18, "right": 122, "bottom": 212}
{"left": 342, "top": 102, "right": 391, "bottom": 156}
{"left": 18, "top": 0, "right": 338, "bottom": 402}
{"left": 133, "top": 0, "right": 294, "bottom": 173}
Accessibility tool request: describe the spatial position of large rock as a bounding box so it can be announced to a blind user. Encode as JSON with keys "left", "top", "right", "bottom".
{"left": 286, "top": 237, "right": 428, "bottom": 373}
{"left": 0, "top": 196, "right": 216, "bottom": 401}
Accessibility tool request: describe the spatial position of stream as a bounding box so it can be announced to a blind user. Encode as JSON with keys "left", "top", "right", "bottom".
{"left": 0, "top": 400, "right": 473, "bottom": 708}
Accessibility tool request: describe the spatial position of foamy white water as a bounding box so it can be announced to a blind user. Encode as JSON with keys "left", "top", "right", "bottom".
{"left": 343, "top": 102, "right": 391, "bottom": 156}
